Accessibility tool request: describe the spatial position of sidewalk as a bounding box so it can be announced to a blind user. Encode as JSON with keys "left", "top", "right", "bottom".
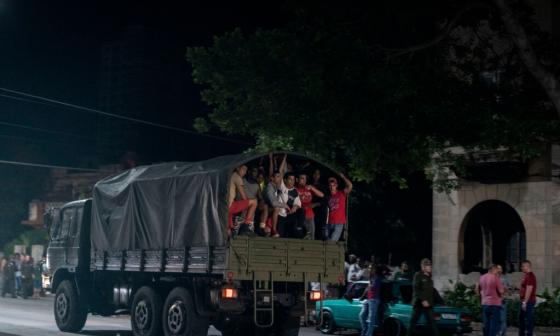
{"left": 470, "top": 322, "right": 560, "bottom": 335}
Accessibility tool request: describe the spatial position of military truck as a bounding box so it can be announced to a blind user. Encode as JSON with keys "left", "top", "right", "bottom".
{"left": 44, "top": 153, "right": 346, "bottom": 336}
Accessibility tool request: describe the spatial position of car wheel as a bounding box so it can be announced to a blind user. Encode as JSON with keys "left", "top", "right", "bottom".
{"left": 54, "top": 280, "right": 88, "bottom": 332}
{"left": 383, "top": 317, "right": 404, "bottom": 336}
{"left": 319, "top": 310, "right": 336, "bottom": 334}
{"left": 162, "top": 287, "right": 209, "bottom": 336}
{"left": 131, "top": 286, "right": 163, "bottom": 336}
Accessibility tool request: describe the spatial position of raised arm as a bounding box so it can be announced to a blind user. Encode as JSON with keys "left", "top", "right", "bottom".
{"left": 278, "top": 154, "right": 288, "bottom": 175}
{"left": 340, "top": 172, "right": 353, "bottom": 193}
{"left": 268, "top": 152, "right": 274, "bottom": 179}
{"left": 309, "top": 185, "right": 324, "bottom": 198}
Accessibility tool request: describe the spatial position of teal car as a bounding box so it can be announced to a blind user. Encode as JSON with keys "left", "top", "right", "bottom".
{"left": 315, "top": 280, "right": 473, "bottom": 335}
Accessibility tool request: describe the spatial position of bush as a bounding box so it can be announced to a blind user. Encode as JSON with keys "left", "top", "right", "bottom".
{"left": 444, "top": 280, "right": 560, "bottom": 327}
{"left": 534, "top": 288, "right": 560, "bottom": 327}
{"left": 443, "top": 281, "right": 482, "bottom": 321}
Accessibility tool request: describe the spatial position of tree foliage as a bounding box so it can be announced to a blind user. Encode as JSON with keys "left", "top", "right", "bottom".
{"left": 187, "top": 1, "right": 559, "bottom": 184}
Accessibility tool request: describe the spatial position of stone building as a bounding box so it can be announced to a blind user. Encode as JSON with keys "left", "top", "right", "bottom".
{"left": 432, "top": 145, "right": 560, "bottom": 291}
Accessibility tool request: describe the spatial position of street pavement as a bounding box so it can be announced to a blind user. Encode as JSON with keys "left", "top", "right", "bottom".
{"left": 0, "top": 295, "right": 557, "bottom": 335}
{"left": 0, "top": 295, "right": 322, "bottom": 336}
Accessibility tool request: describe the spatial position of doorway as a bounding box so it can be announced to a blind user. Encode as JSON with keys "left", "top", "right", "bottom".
{"left": 459, "top": 200, "right": 526, "bottom": 274}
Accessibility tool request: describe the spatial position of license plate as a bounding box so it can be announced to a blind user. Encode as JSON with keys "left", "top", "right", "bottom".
{"left": 441, "top": 313, "right": 457, "bottom": 320}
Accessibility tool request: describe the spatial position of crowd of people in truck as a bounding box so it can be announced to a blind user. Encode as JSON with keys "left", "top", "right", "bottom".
{"left": 228, "top": 153, "right": 352, "bottom": 239}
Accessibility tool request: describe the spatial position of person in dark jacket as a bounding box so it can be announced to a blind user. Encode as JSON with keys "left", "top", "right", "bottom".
{"left": 1, "top": 255, "right": 16, "bottom": 298}
{"left": 409, "top": 258, "right": 439, "bottom": 336}
{"left": 21, "top": 256, "right": 35, "bottom": 299}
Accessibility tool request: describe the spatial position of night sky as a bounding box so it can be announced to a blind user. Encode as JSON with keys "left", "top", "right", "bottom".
{"left": 0, "top": 1, "right": 433, "bottom": 262}
{"left": 0, "top": 1, "right": 288, "bottom": 166}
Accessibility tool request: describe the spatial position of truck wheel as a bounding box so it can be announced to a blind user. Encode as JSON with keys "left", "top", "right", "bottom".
{"left": 54, "top": 279, "right": 88, "bottom": 332}
{"left": 383, "top": 317, "right": 405, "bottom": 336}
{"left": 318, "top": 310, "right": 336, "bottom": 334}
{"left": 131, "top": 286, "right": 163, "bottom": 336}
{"left": 162, "top": 287, "right": 209, "bottom": 336}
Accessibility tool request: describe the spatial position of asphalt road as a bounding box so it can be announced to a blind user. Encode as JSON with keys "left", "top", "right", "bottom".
{"left": 3, "top": 295, "right": 557, "bottom": 336}
{"left": 0, "top": 295, "right": 324, "bottom": 336}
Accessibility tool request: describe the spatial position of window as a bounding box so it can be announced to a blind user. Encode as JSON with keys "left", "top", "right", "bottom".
{"left": 59, "top": 208, "right": 74, "bottom": 239}
{"left": 70, "top": 207, "right": 83, "bottom": 238}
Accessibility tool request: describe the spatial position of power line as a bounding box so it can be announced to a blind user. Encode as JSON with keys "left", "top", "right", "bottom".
{"left": 0, "top": 159, "right": 113, "bottom": 173}
{"left": 0, "top": 132, "right": 123, "bottom": 157}
{"left": 0, "top": 120, "right": 96, "bottom": 142}
{"left": 0, "top": 87, "right": 252, "bottom": 145}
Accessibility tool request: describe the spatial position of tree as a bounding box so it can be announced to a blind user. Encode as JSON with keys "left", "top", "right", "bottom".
{"left": 187, "top": 1, "right": 558, "bottom": 185}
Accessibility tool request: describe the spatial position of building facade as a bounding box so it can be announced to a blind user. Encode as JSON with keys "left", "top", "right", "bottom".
{"left": 432, "top": 145, "right": 560, "bottom": 291}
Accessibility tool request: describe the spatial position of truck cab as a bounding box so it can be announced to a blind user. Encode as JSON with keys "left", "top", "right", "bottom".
{"left": 45, "top": 199, "right": 91, "bottom": 292}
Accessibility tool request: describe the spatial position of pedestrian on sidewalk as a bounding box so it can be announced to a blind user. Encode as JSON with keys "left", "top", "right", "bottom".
{"left": 496, "top": 264, "right": 511, "bottom": 336}
{"left": 519, "top": 260, "right": 537, "bottom": 336}
{"left": 476, "top": 265, "right": 504, "bottom": 336}
{"left": 408, "top": 258, "right": 440, "bottom": 336}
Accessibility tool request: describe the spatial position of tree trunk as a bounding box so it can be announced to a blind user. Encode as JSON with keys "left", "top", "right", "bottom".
{"left": 494, "top": 0, "right": 560, "bottom": 118}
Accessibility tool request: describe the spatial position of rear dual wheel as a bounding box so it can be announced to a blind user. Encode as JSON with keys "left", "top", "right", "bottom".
{"left": 131, "top": 286, "right": 163, "bottom": 336}
{"left": 162, "top": 287, "right": 209, "bottom": 336}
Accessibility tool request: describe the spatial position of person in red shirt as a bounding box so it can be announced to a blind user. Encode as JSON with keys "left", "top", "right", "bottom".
{"left": 325, "top": 172, "right": 352, "bottom": 241}
{"left": 475, "top": 265, "right": 504, "bottom": 336}
{"left": 519, "top": 260, "right": 537, "bottom": 336}
{"left": 296, "top": 173, "right": 324, "bottom": 240}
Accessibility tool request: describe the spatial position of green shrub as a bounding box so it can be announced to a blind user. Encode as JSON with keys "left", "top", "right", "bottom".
{"left": 443, "top": 281, "right": 482, "bottom": 321}
{"left": 444, "top": 280, "right": 560, "bottom": 327}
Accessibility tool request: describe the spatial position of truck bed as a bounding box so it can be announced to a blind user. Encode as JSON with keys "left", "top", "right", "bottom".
{"left": 91, "top": 237, "right": 344, "bottom": 283}
{"left": 226, "top": 237, "right": 345, "bottom": 283}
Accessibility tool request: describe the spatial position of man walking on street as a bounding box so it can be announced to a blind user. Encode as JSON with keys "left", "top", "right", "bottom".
{"left": 409, "top": 258, "right": 439, "bottom": 336}
{"left": 359, "top": 265, "right": 381, "bottom": 336}
{"left": 476, "top": 265, "right": 504, "bottom": 336}
{"left": 519, "top": 260, "right": 537, "bottom": 336}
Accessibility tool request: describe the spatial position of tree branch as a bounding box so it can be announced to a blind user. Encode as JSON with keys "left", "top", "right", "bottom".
{"left": 493, "top": 0, "right": 560, "bottom": 118}
{"left": 386, "top": 1, "right": 491, "bottom": 59}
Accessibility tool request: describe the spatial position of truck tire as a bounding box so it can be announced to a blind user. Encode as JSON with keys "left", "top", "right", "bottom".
{"left": 162, "top": 287, "right": 209, "bottom": 336}
{"left": 54, "top": 279, "right": 88, "bottom": 332}
{"left": 131, "top": 286, "right": 163, "bottom": 336}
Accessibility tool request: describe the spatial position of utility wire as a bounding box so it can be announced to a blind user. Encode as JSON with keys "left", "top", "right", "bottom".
{"left": 0, "top": 120, "right": 97, "bottom": 142}
{"left": 0, "top": 132, "right": 122, "bottom": 157}
{"left": 0, "top": 87, "right": 252, "bottom": 145}
{"left": 0, "top": 159, "right": 113, "bottom": 173}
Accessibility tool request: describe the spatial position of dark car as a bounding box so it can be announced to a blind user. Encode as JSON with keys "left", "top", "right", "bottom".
{"left": 315, "top": 280, "right": 473, "bottom": 336}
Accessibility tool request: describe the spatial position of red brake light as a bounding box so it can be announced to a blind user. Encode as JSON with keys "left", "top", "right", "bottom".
{"left": 310, "top": 291, "right": 322, "bottom": 301}
{"left": 221, "top": 287, "right": 238, "bottom": 299}
{"left": 434, "top": 313, "right": 441, "bottom": 320}
{"left": 461, "top": 315, "right": 472, "bottom": 323}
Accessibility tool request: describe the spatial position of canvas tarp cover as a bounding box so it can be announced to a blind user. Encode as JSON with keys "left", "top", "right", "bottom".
{"left": 91, "top": 153, "right": 260, "bottom": 251}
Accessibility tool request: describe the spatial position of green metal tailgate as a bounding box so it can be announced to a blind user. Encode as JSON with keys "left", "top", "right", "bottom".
{"left": 226, "top": 236, "right": 345, "bottom": 283}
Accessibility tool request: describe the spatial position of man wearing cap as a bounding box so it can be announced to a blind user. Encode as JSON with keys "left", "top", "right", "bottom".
{"left": 409, "top": 258, "right": 439, "bottom": 336}
{"left": 325, "top": 172, "right": 353, "bottom": 241}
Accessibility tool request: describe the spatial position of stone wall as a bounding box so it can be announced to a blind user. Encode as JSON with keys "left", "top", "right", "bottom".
{"left": 433, "top": 181, "right": 560, "bottom": 292}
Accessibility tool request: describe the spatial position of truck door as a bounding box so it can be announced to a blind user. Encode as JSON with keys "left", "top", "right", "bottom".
{"left": 66, "top": 206, "right": 83, "bottom": 269}
{"left": 49, "top": 207, "right": 74, "bottom": 267}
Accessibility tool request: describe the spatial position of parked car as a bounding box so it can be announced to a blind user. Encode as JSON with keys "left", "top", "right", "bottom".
{"left": 315, "top": 280, "right": 473, "bottom": 336}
